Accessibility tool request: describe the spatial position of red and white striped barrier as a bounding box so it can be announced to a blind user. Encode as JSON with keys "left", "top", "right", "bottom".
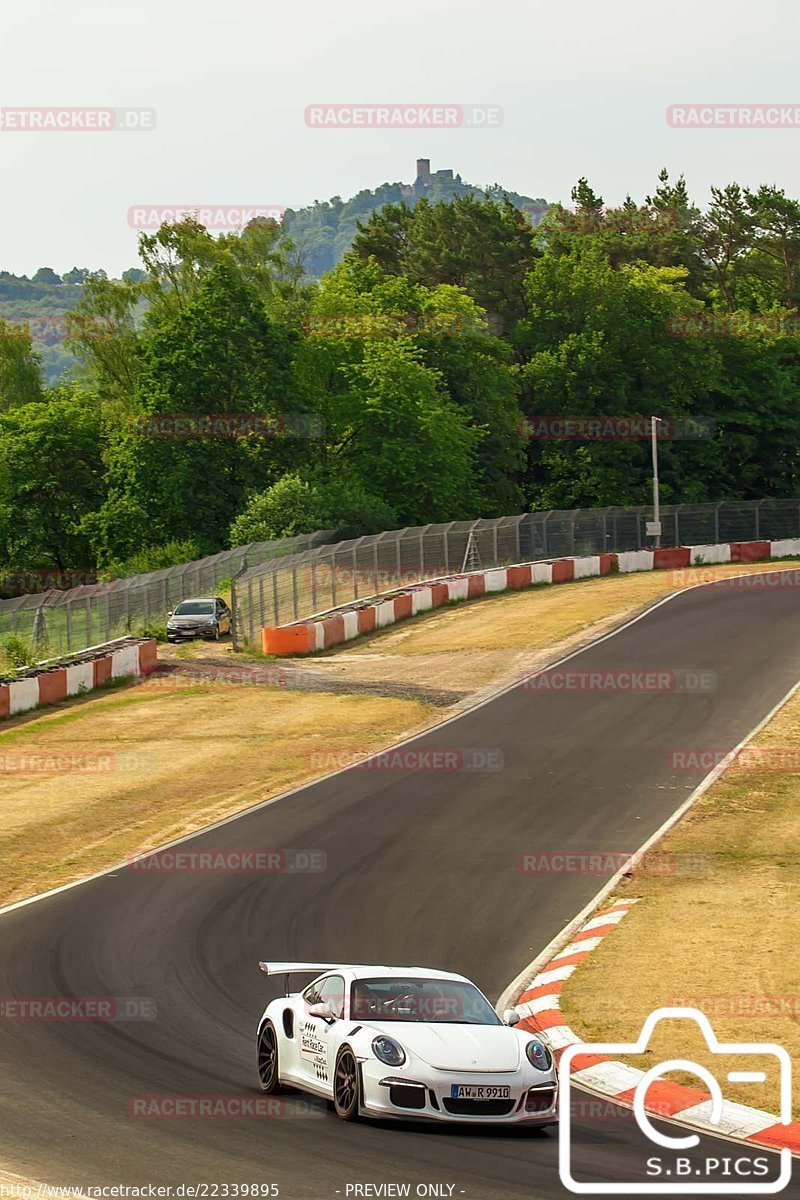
{"left": 261, "top": 539, "right": 800, "bottom": 656}
{"left": 0, "top": 638, "right": 158, "bottom": 721}
{"left": 513, "top": 902, "right": 800, "bottom": 1156}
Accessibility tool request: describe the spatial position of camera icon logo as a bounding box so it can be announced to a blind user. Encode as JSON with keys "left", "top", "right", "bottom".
{"left": 559, "top": 1006, "right": 793, "bottom": 1194}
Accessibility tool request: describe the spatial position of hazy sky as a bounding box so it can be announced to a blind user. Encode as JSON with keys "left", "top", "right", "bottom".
{"left": 1, "top": 0, "right": 795, "bottom": 277}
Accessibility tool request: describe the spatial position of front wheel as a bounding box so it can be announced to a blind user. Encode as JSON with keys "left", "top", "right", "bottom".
{"left": 333, "top": 1046, "right": 360, "bottom": 1120}
{"left": 257, "top": 1020, "right": 280, "bottom": 1093}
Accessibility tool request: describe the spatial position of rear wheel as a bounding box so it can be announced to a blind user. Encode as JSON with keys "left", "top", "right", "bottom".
{"left": 257, "top": 1020, "right": 280, "bottom": 1093}
{"left": 333, "top": 1046, "right": 360, "bottom": 1120}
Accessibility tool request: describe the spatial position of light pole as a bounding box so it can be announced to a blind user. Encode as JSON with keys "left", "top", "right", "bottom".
{"left": 650, "top": 415, "right": 662, "bottom": 549}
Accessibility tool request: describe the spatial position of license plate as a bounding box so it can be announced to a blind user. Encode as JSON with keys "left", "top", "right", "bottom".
{"left": 450, "top": 1084, "right": 511, "bottom": 1100}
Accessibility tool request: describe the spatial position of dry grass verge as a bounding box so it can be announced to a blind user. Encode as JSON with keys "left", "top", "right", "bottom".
{"left": 0, "top": 685, "right": 432, "bottom": 907}
{"left": 560, "top": 685, "right": 800, "bottom": 1118}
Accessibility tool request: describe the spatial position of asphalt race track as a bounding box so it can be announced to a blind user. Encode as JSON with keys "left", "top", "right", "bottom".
{"left": 2, "top": 574, "right": 800, "bottom": 1198}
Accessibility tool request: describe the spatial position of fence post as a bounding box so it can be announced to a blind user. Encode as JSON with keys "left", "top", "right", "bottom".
{"left": 754, "top": 500, "right": 760, "bottom": 541}
{"left": 86, "top": 596, "right": 92, "bottom": 644}
{"left": 292, "top": 567, "right": 299, "bottom": 620}
{"left": 714, "top": 503, "right": 721, "bottom": 544}
{"left": 373, "top": 542, "right": 379, "bottom": 594}
{"left": 331, "top": 553, "right": 337, "bottom": 608}
{"left": 65, "top": 599, "right": 72, "bottom": 653}
{"left": 569, "top": 514, "right": 575, "bottom": 556}
{"left": 272, "top": 572, "right": 280, "bottom": 625}
{"left": 418, "top": 529, "right": 425, "bottom": 579}
{"left": 352, "top": 547, "right": 359, "bottom": 600}
{"left": 258, "top": 575, "right": 265, "bottom": 630}
{"left": 492, "top": 524, "right": 499, "bottom": 564}
{"left": 311, "top": 562, "right": 317, "bottom": 612}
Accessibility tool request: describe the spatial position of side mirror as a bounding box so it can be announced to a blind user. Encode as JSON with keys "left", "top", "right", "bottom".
{"left": 503, "top": 1008, "right": 521, "bottom": 1026}
{"left": 308, "top": 1001, "right": 337, "bottom": 1024}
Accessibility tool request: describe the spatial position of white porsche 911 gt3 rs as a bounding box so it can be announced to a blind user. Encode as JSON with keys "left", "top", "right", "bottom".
{"left": 255, "top": 962, "right": 558, "bottom": 1126}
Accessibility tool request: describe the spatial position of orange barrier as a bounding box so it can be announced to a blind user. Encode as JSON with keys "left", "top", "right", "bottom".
{"left": 653, "top": 547, "right": 691, "bottom": 569}
{"left": 507, "top": 565, "right": 533, "bottom": 589}
{"left": 38, "top": 668, "right": 67, "bottom": 706}
{"left": 599, "top": 554, "right": 617, "bottom": 576}
{"left": 730, "top": 541, "right": 770, "bottom": 563}
{"left": 138, "top": 640, "right": 159, "bottom": 674}
{"left": 357, "top": 607, "right": 376, "bottom": 635}
{"left": 430, "top": 583, "right": 449, "bottom": 608}
{"left": 262, "top": 625, "right": 316, "bottom": 655}
{"left": 551, "top": 559, "right": 574, "bottom": 584}
{"left": 93, "top": 656, "right": 113, "bottom": 687}
{"left": 322, "top": 615, "right": 346, "bottom": 649}
{"left": 393, "top": 593, "right": 413, "bottom": 620}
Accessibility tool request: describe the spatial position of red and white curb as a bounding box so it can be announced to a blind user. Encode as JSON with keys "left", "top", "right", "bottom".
{"left": 260, "top": 538, "right": 800, "bottom": 655}
{"left": 512, "top": 901, "right": 800, "bottom": 1156}
{"left": 0, "top": 638, "right": 158, "bottom": 721}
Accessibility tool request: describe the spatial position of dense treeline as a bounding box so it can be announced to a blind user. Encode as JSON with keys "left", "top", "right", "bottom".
{"left": 1, "top": 169, "right": 799, "bottom": 580}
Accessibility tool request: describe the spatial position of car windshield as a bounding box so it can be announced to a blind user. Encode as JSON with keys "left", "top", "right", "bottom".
{"left": 173, "top": 601, "right": 214, "bottom": 615}
{"left": 350, "top": 977, "right": 502, "bottom": 1024}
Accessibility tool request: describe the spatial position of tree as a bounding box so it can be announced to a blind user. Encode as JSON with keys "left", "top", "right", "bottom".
{"left": 0, "top": 386, "right": 104, "bottom": 569}
{"left": 518, "top": 249, "right": 723, "bottom": 507}
{"left": 230, "top": 472, "right": 396, "bottom": 543}
{"left": 0, "top": 320, "right": 45, "bottom": 409}
{"left": 87, "top": 262, "right": 303, "bottom": 562}
{"left": 62, "top": 267, "right": 91, "bottom": 285}
{"left": 32, "top": 267, "right": 62, "bottom": 285}
{"left": 699, "top": 185, "right": 753, "bottom": 311}
{"left": 744, "top": 185, "right": 800, "bottom": 308}
{"left": 352, "top": 194, "right": 539, "bottom": 338}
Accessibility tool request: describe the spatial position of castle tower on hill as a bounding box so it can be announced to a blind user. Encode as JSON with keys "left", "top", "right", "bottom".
{"left": 412, "top": 158, "right": 456, "bottom": 196}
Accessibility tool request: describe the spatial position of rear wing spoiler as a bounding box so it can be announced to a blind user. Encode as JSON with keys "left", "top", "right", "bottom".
{"left": 259, "top": 961, "right": 364, "bottom": 996}
{"left": 259, "top": 962, "right": 349, "bottom": 976}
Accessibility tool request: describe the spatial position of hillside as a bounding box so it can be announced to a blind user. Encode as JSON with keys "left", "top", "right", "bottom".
{"left": 281, "top": 157, "right": 549, "bottom": 277}
{"left": 0, "top": 161, "right": 549, "bottom": 383}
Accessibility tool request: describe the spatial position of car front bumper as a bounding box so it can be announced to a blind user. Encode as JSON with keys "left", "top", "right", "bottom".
{"left": 167, "top": 626, "right": 217, "bottom": 640}
{"left": 358, "top": 1062, "right": 558, "bottom": 1125}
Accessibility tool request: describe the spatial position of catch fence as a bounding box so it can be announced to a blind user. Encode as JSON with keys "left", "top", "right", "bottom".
{"left": 231, "top": 499, "right": 800, "bottom": 648}
{"left": 1, "top": 531, "right": 333, "bottom": 660}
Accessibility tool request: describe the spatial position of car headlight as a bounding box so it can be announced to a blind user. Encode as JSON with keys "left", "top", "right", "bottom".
{"left": 372, "top": 1035, "right": 406, "bottom": 1067}
{"left": 525, "top": 1038, "right": 552, "bottom": 1071}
